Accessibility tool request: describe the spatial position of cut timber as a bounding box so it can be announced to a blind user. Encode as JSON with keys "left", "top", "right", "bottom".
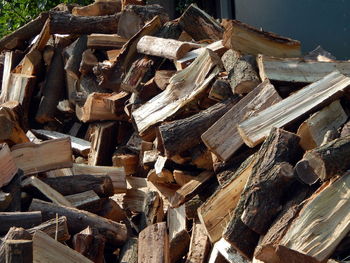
{"left": 137, "top": 36, "right": 200, "bottom": 60}
{"left": 98, "top": 198, "right": 127, "bottom": 222}
{"left": 238, "top": 71, "right": 350, "bottom": 148}
{"left": 171, "top": 171, "right": 214, "bottom": 208}
{"left": 0, "top": 212, "right": 42, "bottom": 235}
{"left": 11, "top": 138, "right": 73, "bottom": 176}
{"left": 72, "top": 1, "right": 121, "bottom": 16}
{"left": 295, "top": 135, "right": 350, "bottom": 184}
{"left": 112, "top": 153, "right": 139, "bottom": 175}
{"left": 119, "top": 238, "right": 138, "bottom": 263}
{"left": 278, "top": 173, "right": 350, "bottom": 262}
{"left": 258, "top": 54, "right": 350, "bottom": 83}
{"left": 223, "top": 20, "right": 301, "bottom": 57}
{"left": 1, "top": 172, "right": 22, "bottom": 212}
{"left": 154, "top": 70, "right": 176, "bottom": 90}
{"left": 140, "top": 190, "right": 164, "bottom": 230}
{"left": 202, "top": 80, "right": 281, "bottom": 161}
{"left": 4, "top": 240, "right": 33, "bottom": 263}
{"left": 138, "top": 222, "right": 170, "bottom": 263}
{"left": 214, "top": 238, "right": 250, "bottom": 263}
{"left": 87, "top": 34, "right": 127, "bottom": 49}
{"left": 65, "top": 190, "right": 102, "bottom": 213}
{"left": 79, "top": 49, "right": 98, "bottom": 75}
{"left": 64, "top": 36, "right": 87, "bottom": 80}
{"left": 296, "top": 100, "right": 347, "bottom": 150}
{"left": 158, "top": 98, "right": 238, "bottom": 157}
{"left": 240, "top": 128, "right": 301, "bottom": 235}
{"left": 29, "top": 199, "right": 127, "bottom": 246}
{"left": 209, "top": 79, "right": 233, "bottom": 101}
{"left": 198, "top": 154, "right": 256, "bottom": 243}
{"left": 76, "top": 92, "right": 128, "bottom": 122}
{"left": 49, "top": 11, "right": 121, "bottom": 34}
{"left": 33, "top": 230, "right": 93, "bottom": 263}
{"left": 179, "top": 4, "right": 224, "bottom": 41}
{"left": 21, "top": 176, "right": 73, "bottom": 207}
{"left": 0, "top": 144, "right": 18, "bottom": 187}
{"left": 32, "top": 129, "right": 91, "bottom": 157}
{"left": 185, "top": 222, "right": 211, "bottom": 263}
{"left": 132, "top": 48, "right": 222, "bottom": 135}
{"left": 147, "top": 168, "right": 174, "bottom": 184}
{"left": 27, "top": 216, "right": 70, "bottom": 242}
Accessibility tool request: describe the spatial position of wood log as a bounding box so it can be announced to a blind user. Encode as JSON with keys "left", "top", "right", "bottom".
{"left": 72, "top": 227, "right": 105, "bottom": 263}
{"left": 79, "top": 49, "right": 97, "bottom": 76}
{"left": 0, "top": 191, "right": 12, "bottom": 212}
{"left": 0, "top": 143, "right": 18, "bottom": 188}
{"left": 29, "top": 199, "right": 128, "bottom": 246}
{"left": 0, "top": 212, "right": 42, "bottom": 235}
{"left": 223, "top": 20, "right": 301, "bottom": 57}
{"left": 258, "top": 54, "right": 350, "bottom": 83}
{"left": 11, "top": 138, "right": 73, "bottom": 176}
{"left": 213, "top": 238, "right": 250, "bottom": 263}
{"left": 4, "top": 240, "right": 33, "bottom": 263}
{"left": 202, "top": 80, "right": 281, "bottom": 161}
{"left": 238, "top": 71, "right": 350, "bottom": 148}
{"left": 138, "top": 222, "right": 170, "bottom": 263}
{"left": 65, "top": 36, "right": 87, "bottom": 80}
{"left": 139, "top": 190, "right": 163, "bottom": 230}
{"left": 198, "top": 154, "right": 256, "bottom": 243}
{"left": 296, "top": 100, "right": 347, "bottom": 151}
{"left": 49, "top": 11, "right": 121, "bottom": 34}
{"left": 98, "top": 198, "right": 127, "bottom": 222}
{"left": 32, "top": 129, "right": 91, "bottom": 157}
{"left": 121, "top": 0, "right": 144, "bottom": 9}
{"left": 27, "top": 216, "right": 70, "bottom": 242}
{"left": 113, "top": 153, "right": 139, "bottom": 175}
{"left": 0, "top": 12, "right": 48, "bottom": 51}
{"left": 295, "top": 135, "right": 350, "bottom": 184}
{"left": 1, "top": 52, "right": 13, "bottom": 100}
{"left": 65, "top": 190, "right": 102, "bottom": 213}
{"left": 154, "top": 70, "right": 176, "bottom": 90}
{"left": 208, "top": 247, "right": 230, "bottom": 263}
{"left": 179, "top": 4, "right": 223, "bottom": 41}
{"left": 158, "top": 98, "right": 238, "bottom": 157}
{"left": 1, "top": 172, "right": 22, "bottom": 212}
{"left": 185, "top": 222, "right": 211, "bottom": 263}
{"left": 72, "top": 1, "right": 121, "bottom": 16}
{"left": 119, "top": 237, "right": 138, "bottom": 263}
{"left": 208, "top": 79, "right": 234, "bottom": 101}
{"left": 33, "top": 230, "right": 93, "bottom": 263}
{"left": 87, "top": 34, "right": 127, "bottom": 49}
{"left": 173, "top": 170, "right": 197, "bottom": 186}
{"left": 132, "top": 48, "right": 222, "bottom": 135}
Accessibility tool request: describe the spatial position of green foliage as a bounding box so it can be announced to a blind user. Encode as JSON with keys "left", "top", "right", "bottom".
{"left": 0, "top": 0, "right": 92, "bottom": 37}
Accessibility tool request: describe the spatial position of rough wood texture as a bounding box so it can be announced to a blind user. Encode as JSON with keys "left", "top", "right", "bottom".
{"left": 214, "top": 238, "right": 250, "bottom": 263}
{"left": 238, "top": 71, "right": 350, "bottom": 148}
{"left": 138, "top": 222, "right": 170, "bottom": 263}
{"left": 0, "top": 212, "right": 42, "bottom": 235}
{"left": 4, "top": 239, "right": 33, "bottom": 263}
{"left": 27, "top": 216, "right": 70, "bottom": 242}
{"left": 11, "top": 138, "right": 73, "bottom": 176}
{"left": 87, "top": 34, "right": 127, "bottom": 50}
{"left": 0, "top": 143, "right": 18, "bottom": 188}
{"left": 1, "top": 172, "right": 22, "bottom": 212}
{"left": 132, "top": 48, "right": 222, "bottom": 135}
{"left": 258, "top": 54, "right": 350, "bottom": 83}
{"left": 295, "top": 135, "right": 350, "bottom": 184}
{"left": 72, "top": 1, "right": 121, "bottom": 16}
{"left": 65, "top": 190, "right": 102, "bottom": 212}
{"left": 158, "top": 98, "right": 238, "bottom": 157}
{"left": 209, "top": 79, "right": 234, "bottom": 101}
{"left": 49, "top": 11, "right": 121, "bottom": 34}
{"left": 202, "top": 80, "right": 281, "bottom": 161}
{"left": 119, "top": 238, "right": 138, "bottom": 263}
{"left": 296, "top": 100, "right": 347, "bottom": 151}
{"left": 179, "top": 4, "right": 223, "bottom": 41}
{"left": 185, "top": 222, "right": 211, "bottom": 263}
{"left": 223, "top": 20, "right": 301, "bottom": 57}
{"left": 29, "top": 199, "right": 127, "bottom": 246}
{"left": 65, "top": 36, "right": 87, "bottom": 80}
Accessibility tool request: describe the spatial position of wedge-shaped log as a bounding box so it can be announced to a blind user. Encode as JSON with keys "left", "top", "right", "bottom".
{"left": 202, "top": 80, "right": 281, "bottom": 161}
{"left": 29, "top": 199, "right": 127, "bottom": 246}
{"left": 238, "top": 71, "right": 350, "bottom": 148}
{"left": 0, "top": 143, "right": 18, "bottom": 188}
{"left": 185, "top": 222, "right": 211, "bottom": 263}
{"left": 258, "top": 54, "right": 350, "bottom": 83}
{"left": 223, "top": 20, "right": 301, "bottom": 57}
{"left": 132, "top": 49, "right": 222, "bottom": 135}
{"left": 11, "top": 138, "right": 73, "bottom": 176}
{"left": 297, "top": 100, "right": 347, "bottom": 150}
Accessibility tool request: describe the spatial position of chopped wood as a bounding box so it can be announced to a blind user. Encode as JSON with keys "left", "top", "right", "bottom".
{"left": 72, "top": 1, "right": 121, "bottom": 16}
{"left": 112, "top": 153, "right": 139, "bottom": 175}
{"left": 0, "top": 191, "right": 12, "bottom": 211}
{"left": 11, "top": 138, "right": 73, "bottom": 176}
{"left": 1, "top": 172, "right": 22, "bottom": 212}
{"left": 154, "top": 70, "right": 176, "bottom": 90}
{"left": 27, "top": 216, "right": 70, "bottom": 242}
{"left": 119, "top": 237, "right": 138, "bottom": 263}
{"left": 214, "top": 238, "right": 250, "bottom": 263}
{"left": 0, "top": 212, "right": 42, "bottom": 235}
{"left": 223, "top": 20, "right": 301, "bottom": 57}
{"left": 65, "top": 190, "right": 101, "bottom": 212}
{"left": 64, "top": 36, "right": 87, "bottom": 80}
{"left": 185, "top": 222, "right": 211, "bottom": 263}
{"left": 87, "top": 34, "right": 127, "bottom": 49}
{"left": 79, "top": 49, "right": 98, "bottom": 76}
{"left": 238, "top": 71, "right": 350, "bottom": 148}
{"left": 0, "top": 143, "right": 18, "bottom": 188}
{"left": 98, "top": 198, "right": 127, "bottom": 222}
{"left": 4, "top": 239, "right": 33, "bottom": 263}
{"left": 208, "top": 79, "right": 233, "bottom": 101}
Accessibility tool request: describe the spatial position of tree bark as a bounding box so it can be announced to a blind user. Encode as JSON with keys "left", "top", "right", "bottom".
{"left": 0, "top": 212, "right": 42, "bottom": 235}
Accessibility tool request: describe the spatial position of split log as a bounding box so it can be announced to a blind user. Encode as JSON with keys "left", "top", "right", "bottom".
{"left": 49, "top": 11, "right": 121, "bottom": 35}
{"left": 139, "top": 190, "right": 163, "bottom": 230}
{"left": 296, "top": 100, "right": 347, "bottom": 150}
{"left": 258, "top": 54, "right": 350, "bottom": 83}
{"left": 202, "top": 80, "right": 281, "bottom": 161}
{"left": 208, "top": 79, "right": 233, "bottom": 101}
{"left": 0, "top": 212, "right": 42, "bottom": 235}
{"left": 173, "top": 170, "right": 197, "bottom": 186}
{"left": 137, "top": 36, "right": 200, "bottom": 60}
{"left": 72, "top": 1, "right": 121, "bottom": 16}
{"left": 79, "top": 49, "right": 97, "bottom": 76}
{"left": 208, "top": 247, "right": 230, "bottom": 263}
{"left": 27, "top": 216, "right": 70, "bottom": 242}
{"left": 29, "top": 199, "right": 128, "bottom": 246}
{"left": 65, "top": 36, "right": 87, "bottom": 80}
{"left": 98, "top": 198, "right": 127, "bottom": 222}
{"left": 33, "top": 230, "right": 93, "bottom": 263}
{"left": 223, "top": 20, "right": 301, "bottom": 57}
{"left": 119, "top": 238, "right": 138, "bottom": 263}
{"left": 11, "top": 138, "right": 73, "bottom": 176}
{"left": 185, "top": 222, "right": 211, "bottom": 263}
{"left": 65, "top": 190, "right": 102, "bottom": 213}
{"left": 0, "top": 143, "right": 18, "bottom": 188}
{"left": 1, "top": 172, "right": 22, "bottom": 212}
{"left": 154, "top": 70, "right": 176, "bottom": 90}
{"left": 295, "top": 135, "right": 350, "bottom": 184}
{"left": 138, "top": 222, "right": 170, "bottom": 263}
{"left": 214, "top": 238, "right": 250, "bottom": 263}
{"left": 87, "top": 34, "right": 127, "bottom": 52}
{"left": 158, "top": 98, "right": 238, "bottom": 157}
{"left": 238, "top": 71, "right": 350, "bottom": 148}
{"left": 179, "top": 4, "right": 224, "bottom": 41}
{"left": 4, "top": 240, "right": 33, "bottom": 263}
{"left": 132, "top": 48, "right": 222, "bottom": 135}
{"left": 72, "top": 227, "right": 105, "bottom": 263}
{"left": 113, "top": 153, "right": 139, "bottom": 175}
{"left": 32, "top": 129, "right": 91, "bottom": 157}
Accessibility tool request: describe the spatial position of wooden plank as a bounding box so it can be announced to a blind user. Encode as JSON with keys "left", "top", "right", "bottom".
{"left": 238, "top": 71, "right": 350, "bottom": 148}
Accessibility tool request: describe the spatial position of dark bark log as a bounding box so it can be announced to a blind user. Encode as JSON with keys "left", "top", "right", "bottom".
{"left": 209, "top": 79, "right": 234, "bottom": 101}
{"left": 0, "top": 212, "right": 42, "bottom": 235}
{"left": 65, "top": 35, "right": 87, "bottom": 80}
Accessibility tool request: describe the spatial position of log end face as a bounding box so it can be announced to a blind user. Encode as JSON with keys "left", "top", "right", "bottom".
{"left": 295, "top": 159, "right": 319, "bottom": 185}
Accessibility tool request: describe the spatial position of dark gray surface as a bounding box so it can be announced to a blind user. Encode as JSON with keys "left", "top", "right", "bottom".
{"left": 234, "top": 0, "right": 350, "bottom": 59}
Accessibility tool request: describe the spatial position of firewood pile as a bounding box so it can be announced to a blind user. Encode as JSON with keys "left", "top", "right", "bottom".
{"left": 1, "top": 0, "right": 350, "bottom": 262}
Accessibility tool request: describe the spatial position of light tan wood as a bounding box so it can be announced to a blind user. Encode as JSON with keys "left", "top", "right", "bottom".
{"left": 11, "top": 138, "right": 73, "bottom": 176}
{"left": 27, "top": 216, "right": 70, "bottom": 242}
{"left": 223, "top": 20, "right": 301, "bottom": 57}
{"left": 33, "top": 230, "right": 93, "bottom": 263}
{"left": 112, "top": 153, "right": 139, "bottom": 175}
{"left": 72, "top": 1, "right": 121, "bottom": 16}
{"left": 87, "top": 34, "right": 127, "bottom": 49}
{"left": 173, "top": 170, "right": 197, "bottom": 186}
{"left": 132, "top": 49, "right": 222, "bottom": 135}
{"left": 185, "top": 222, "right": 211, "bottom": 263}
{"left": 297, "top": 100, "right": 347, "bottom": 150}
{"left": 0, "top": 143, "right": 18, "bottom": 187}
{"left": 238, "top": 71, "right": 350, "bottom": 148}
{"left": 147, "top": 169, "right": 175, "bottom": 184}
